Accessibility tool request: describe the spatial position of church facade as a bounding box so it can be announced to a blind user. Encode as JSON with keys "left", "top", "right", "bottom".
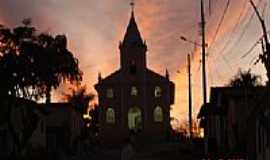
{"left": 94, "top": 10, "right": 175, "bottom": 145}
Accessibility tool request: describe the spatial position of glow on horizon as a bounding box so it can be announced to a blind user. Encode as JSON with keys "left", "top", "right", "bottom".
{"left": 0, "top": 0, "right": 268, "bottom": 124}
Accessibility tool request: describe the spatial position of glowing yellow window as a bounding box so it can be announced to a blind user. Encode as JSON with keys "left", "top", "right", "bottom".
{"left": 131, "top": 86, "right": 138, "bottom": 96}
{"left": 154, "top": 86, "right": 162, "bottom": 97}
{"left": 106, "top": 88, "right": 113, "bottom": 98}
{"left": 128, "top": 107, "right": 142, "bottom": 131}
{"left": 106, "top": 108, "right": 115, "bottom": 124}
{"left": 153, "top": 106, "right": 163, "bottom": 122}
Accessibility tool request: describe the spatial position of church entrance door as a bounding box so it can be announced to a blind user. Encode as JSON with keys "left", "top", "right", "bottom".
{"left": 128, "top": 107, "right": 142, "bottom": 132}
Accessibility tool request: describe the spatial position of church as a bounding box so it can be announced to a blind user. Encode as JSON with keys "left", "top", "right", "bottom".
{"left": 94, "top": 6, "right": 175, "bottom": 145}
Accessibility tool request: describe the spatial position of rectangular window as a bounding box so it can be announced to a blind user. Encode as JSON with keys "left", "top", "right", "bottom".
{"left": 106, "top": 108, "right": 115, "bottom": 124}
{"left": 131, "top": 86, "right": 138, "bottom": 96}
{"left": 107, "top": 88, "right": 114, "bottom": 98}
{"left": 154, "top": 86, "right": 162, "bottom": 97}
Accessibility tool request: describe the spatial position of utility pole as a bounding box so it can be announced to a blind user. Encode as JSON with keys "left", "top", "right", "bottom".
{"left": 187, "top": 54, "right": 193, "bottom": 139}
{"left": 200, "top": 0, "right": 208, "bottom": 155}
{"left": 250, "top": 0, "right": 270, "bottom": 86}
{"left": 180, "top": 0, "right": 208, "bottom": 152}
{"left": 201, "top": 0, "right": 207, "bottom": 104}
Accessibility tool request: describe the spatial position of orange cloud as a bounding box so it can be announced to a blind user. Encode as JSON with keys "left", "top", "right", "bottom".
{"left": 0, "top": 0, "right": 266, "bottom": 125}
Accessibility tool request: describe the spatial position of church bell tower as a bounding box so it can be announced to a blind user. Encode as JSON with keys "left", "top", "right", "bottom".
{"left": 119, "top": 5, "right": 147, "bottom": 75}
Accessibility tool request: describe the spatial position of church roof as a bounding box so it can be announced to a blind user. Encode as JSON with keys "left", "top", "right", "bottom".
{"left": 95, "top": 69, "right": 172, "bottom": 86}
{"left": 122, "top": 11, "right": 143, "bottom": 46}
{"left": 145, "top": 69, "right": 170, "bottom": 83}
{"left": 95, "top": 70, "right": 121, "bottom": 86}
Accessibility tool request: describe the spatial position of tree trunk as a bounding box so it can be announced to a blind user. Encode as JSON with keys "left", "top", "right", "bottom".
{"left": 46, "top": 86, "right": 51, "bottom": 104}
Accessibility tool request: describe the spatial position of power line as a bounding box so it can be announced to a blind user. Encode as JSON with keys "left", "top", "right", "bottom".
{"left": 210, "top": 0, "right": 248, "bottom": 55}
{"left": 210, "top": 0, "right": 262, "bottom": 61}
{"left": 241, "top": 37, "right": 262, "bottom": 59}
{"left": 209, "top": 0, "right": 231, "bottom": 47}
{"left": 249, "top": 54, "right": 260, "bottom": 67}
{"left": 217, "top": 9, "right": 255, "bottom": 61}
{"left": 207, "top": 0, "right": 249, "bottom": 74}
{"left": 218, "top": 0, "right": 263, "bottom": 57}
{"left": 208, "top": 52, "right": 229, "bottom": 83}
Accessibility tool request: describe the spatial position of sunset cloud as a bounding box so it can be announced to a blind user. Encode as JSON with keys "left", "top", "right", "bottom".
{"left": 0, "top": 0, "right": 268, "bottom": 124}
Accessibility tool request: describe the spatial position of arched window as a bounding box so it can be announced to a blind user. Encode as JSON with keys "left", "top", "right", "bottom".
{"left": 154, "top": 86, "right": 162, "bottom": 97}
{"left": 106, "top": 88, "right": 113, "bottom": 98}
{"left": 153, "top": 106, "right": 163, "bottom": 122}
{"left": 106, "top": 108, "right": 115, "bottom": 124}
{"left": 131, "top": 86, "right": 138, "bottom": 96}
{"left": 128, "top": 107, "right": 142, "bottom": 131}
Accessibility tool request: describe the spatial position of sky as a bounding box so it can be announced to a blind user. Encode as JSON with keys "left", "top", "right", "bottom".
{"left": 0, "top": 0, "right": 269, "bottom": 125}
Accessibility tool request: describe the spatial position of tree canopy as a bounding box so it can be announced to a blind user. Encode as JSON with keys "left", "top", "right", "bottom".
{"left": 228, "top": 70, "right": 262, "bottom": 87}
{"left": 63, "top": 85, "right": 95, "bottom": 113}
{"left": 0, "top": 19, "right": 82, "bottom": 102}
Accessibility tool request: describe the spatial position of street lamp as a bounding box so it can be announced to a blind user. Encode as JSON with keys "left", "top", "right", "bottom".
{"left": 180, "top": 36, "right": 208, "bottom": 47}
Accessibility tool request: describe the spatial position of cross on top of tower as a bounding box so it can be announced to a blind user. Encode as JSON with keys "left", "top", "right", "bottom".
{"left": 130, "top": 0, "right": 135, "bottom": 12}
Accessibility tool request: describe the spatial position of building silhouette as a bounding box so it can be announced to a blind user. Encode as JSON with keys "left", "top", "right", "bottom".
{"left": 95, "top": 9, "right": 175, "bottom": 145}
{"left": 198, "top": 87, "right": 270, "bottom": 159}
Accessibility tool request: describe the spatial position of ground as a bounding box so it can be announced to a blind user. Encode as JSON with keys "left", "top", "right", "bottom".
{"left": 82, "top": 140, "right": 204, "bottom": 160}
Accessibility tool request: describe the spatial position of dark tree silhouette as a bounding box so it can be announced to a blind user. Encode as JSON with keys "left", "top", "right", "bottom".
{"left": 172, "top": 118, "right": 201, "bottom": 138}
{"left": 88, "top": 104, "right": 100, "bottom": 134}
{"left": 228, "top": 70, "right": 262, "bottom": 87}
{"left": 63, "top": 85, "right": 95, "bottom": 113}
{"left": 0, "top": 19, "right": 82, "bottom": 102}
{"left": 0, "top": 19, "right": 82, "bottom": 159}
{"left": 63, "top": 85, "right": 100, "bottom": 148}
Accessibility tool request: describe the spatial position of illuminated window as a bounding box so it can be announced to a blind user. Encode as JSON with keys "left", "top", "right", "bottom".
{"left": 154, "top": 86, "right": 162, "bottom": 97}
{"left": 106, "top": 88, "right": 113, "bottom": 98}
{"left": 128, "top": 107, "right": 142, "bottom": 131}
{"left": 153, "top": 106, "right": 163, "bottom": 122}
{"left": 106, "top": 108, "right": 115, "bottom": 124}
{"left": 131, "top": 86, "right": 138, "bottom": 96}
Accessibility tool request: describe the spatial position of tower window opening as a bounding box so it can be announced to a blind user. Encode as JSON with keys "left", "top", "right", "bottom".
{"left": 129, "top": 60, "right": 137, "bottom": 75}
{"left": 154, "top": 86, "right": 162, "bottom": 97}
